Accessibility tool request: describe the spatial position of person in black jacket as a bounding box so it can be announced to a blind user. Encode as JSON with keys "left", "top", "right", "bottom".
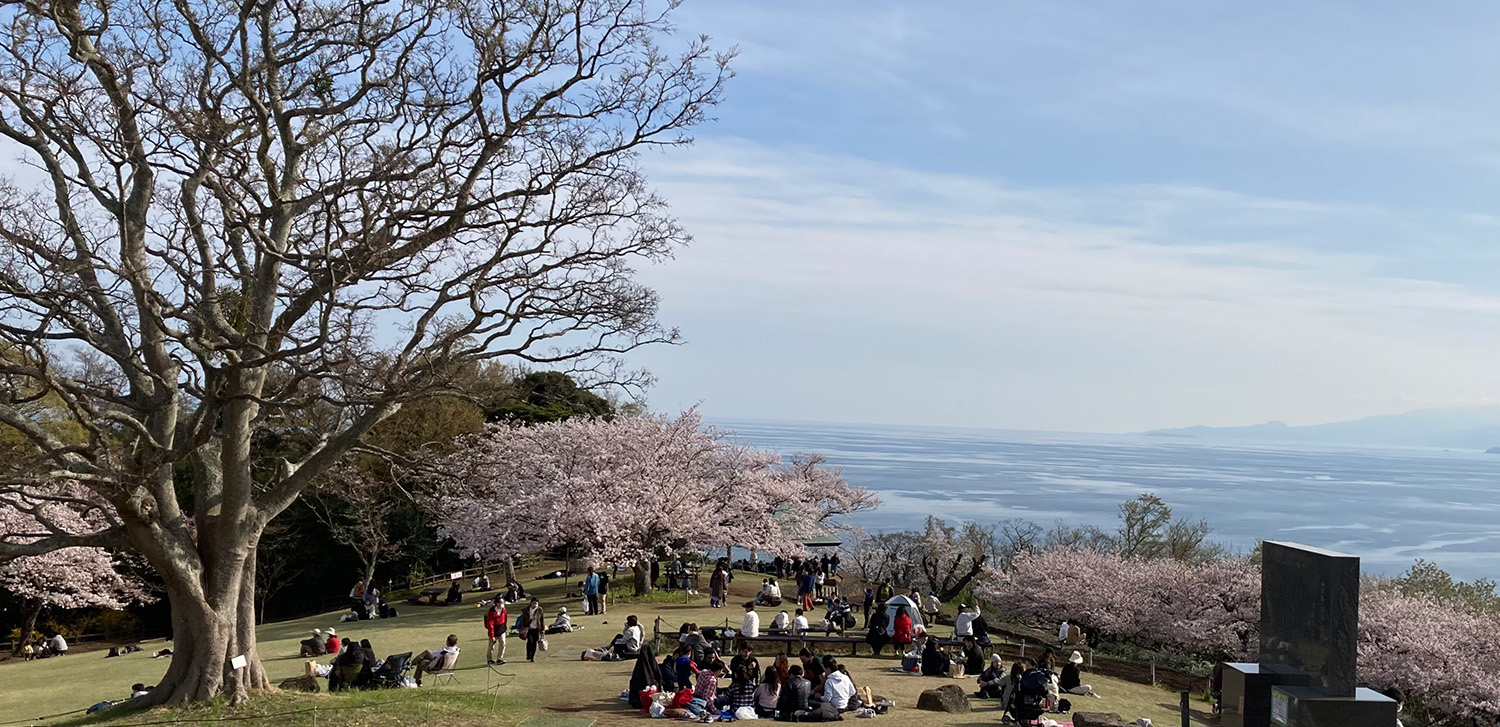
{"left": 960, "top": 636, "right": 985, "bottom": 676}
{"left": 976, "top": 654, "right": 1007, "bottom": 698}
{"left": 776, "top": 665, "right": 811, "bottom": 720}
{"left": 865, "top": 607, "right": 890, "bottom": 655}
{"left": 921, "top": 636, "right": 951, "bottom": 677}
{"left": 627, "top": 644, "right": 662, "bottom": 709}
{"left": 1060, "top": 651, "right": 1100, "bottom": 697}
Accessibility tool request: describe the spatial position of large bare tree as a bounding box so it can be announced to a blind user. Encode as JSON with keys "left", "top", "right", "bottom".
{"left": 0, "top": 0, "right": 729, "bottom": 705}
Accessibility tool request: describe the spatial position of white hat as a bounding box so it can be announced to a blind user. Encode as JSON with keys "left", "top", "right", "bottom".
{"left": 1069, "top": 650, "right": 1084, "bottom": 664}
{"left": 990, "top": 653, "right": 1003, "bottom": 664}
{"left": 558, "top": 607, "right": 568, "bottom": 613}
{"left": 312, "top": 629, "right": 322, "bottom": 635}
{"left": 327, "top": 628, "right": 336, "bottom": 636}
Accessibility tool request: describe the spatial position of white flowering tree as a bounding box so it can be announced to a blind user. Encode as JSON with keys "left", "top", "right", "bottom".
{"left": 0, "top": 0, "right": 729, "bottom": 704}
{"left": 0, "top": 488, "right": 152, "bottom": 652}
{"left": 438, "top": 410, "right": 877, "bottom": 594}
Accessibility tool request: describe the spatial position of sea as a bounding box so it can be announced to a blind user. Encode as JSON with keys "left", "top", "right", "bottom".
{"left": 714, "top": 419, "right": 1500, "bottom": 581}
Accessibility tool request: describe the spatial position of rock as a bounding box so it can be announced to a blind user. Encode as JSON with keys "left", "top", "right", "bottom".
{"left": 1073, "top": 713, "right": 1133, "bottom": 727}
{"left": 915, "top": 683, "right": 970, "bottom": 713}
{"left": 277, "top": 675, "right": 320, "bottom": 693}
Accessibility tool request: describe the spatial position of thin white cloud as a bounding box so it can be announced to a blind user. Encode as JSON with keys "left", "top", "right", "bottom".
{"left": 634, "top": 140, "right": 1500, "bottom": 431}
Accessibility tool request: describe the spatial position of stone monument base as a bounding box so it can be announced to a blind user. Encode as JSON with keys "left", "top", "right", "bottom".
{"left": 1271, "top": 686, "right": 1397, "bottom": 727}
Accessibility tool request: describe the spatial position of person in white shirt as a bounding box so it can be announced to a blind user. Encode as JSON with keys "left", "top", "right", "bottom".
{"left": 613, "top": 614, "right": 643, "bottom": 657}
{"left": 770, "top": 610, "right": 790, "bottom": 632}
{"left": 546, "top": 607, "right": 575, "bottom": 634}
{"left": 791, "top": 609, "right": 810, "bottom": 635}
{"left": 741, "top": 602, "right": 761, "bottom": 639}
{"left": 1058, "top": 620, "right": 1071, "bottom": 644}
{"left": 414, "top": 634, "right": 460, "bottom": 686}
{"left": 954, "top": 605, "right": 978, "bottom": 637}
{"left": 822, "top": 664, "right": 857, "bottom": 710}
{"left": 923, "top": 592, "right": 941, "bottom": 623}
{"left": 49, "top": 633, "right": 68, "bottom": 655}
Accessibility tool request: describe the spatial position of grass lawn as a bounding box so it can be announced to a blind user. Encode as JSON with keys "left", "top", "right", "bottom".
{"left": 0, "top": 567, "right": 1214, "bottom": 726}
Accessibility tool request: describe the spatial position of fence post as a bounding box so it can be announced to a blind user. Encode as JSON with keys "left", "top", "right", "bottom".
{"left": 1180, "top": 689, "right": 1191, "bottom": 727}
{"left": 1151, "top": 658, "right": 1157, "bottom": 686}
{"left": 1087, "top": 650, "right": 1093, "bottom": 668}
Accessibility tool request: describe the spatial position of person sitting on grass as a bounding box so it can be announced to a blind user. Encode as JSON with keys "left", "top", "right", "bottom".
{"left": 717, "top": 665, "right": 758, "bottom": 712}
{"left": 413, "top": 634, "right": 460, "bottom": 687}
{"left": 821, "top": 661, "right": 857, "bottom": 712}
{"left": 776, "top": 665, "right": 811, "bottom": 721}
{"left": 667, "top": 643, "right": 698, "bottom": 691}
{"left": 681, "top": 622, "right": 710, "bottom": 666}
{"left": 473, "top": 573, "right": 490, "bottom": 591}
{"left": 683, "top": 659, "right": 725, "bottom": 717}
{"left": 545, "top": 607, "right": 578, "bottom": 634}
{"left": 755, "top": 668, "right": 782, "bottom": 718}
{"left": 976, "top": 654, "right": 1007, "bottom": 698}
{"left": 921, "top": 635, "right": 951, "bottom": 677}
{"left": 961, "top": 635, "right": 985, "bottom": 677}
{"left": 729, "top": 641, "right": 761, "bottom": 683}
{"left": 445, "top": 579, "right": 463, "bottom": 605}
{"left": 324, "top": 629, "right": 341, "bottom": 656}
{"left": 300, "top": 629, "right": 327, "bottom": 657}
{"left": 1060, "top": 651, "right": 1100, "bottom": 698}
{"left": 605, "top": 614, "right": 643, "bottom": 659}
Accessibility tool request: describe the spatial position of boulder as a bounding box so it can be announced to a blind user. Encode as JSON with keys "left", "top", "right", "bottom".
{"left": 1073, "top": 713, "right": 1133, "bottom": 727}
{"left": 277, "top": 675, "right": 320, "bottom": 693}
{"left": 915, "top": 683, "right": 970, "bottom": 713}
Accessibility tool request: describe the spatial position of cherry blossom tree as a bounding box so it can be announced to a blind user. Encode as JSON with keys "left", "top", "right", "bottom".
{"left": 976, "top": 546, "right": 1260, "bottom": 660}
{"left": 0, "top": 0, "right": 729, "bottom": 704}
{"left": 0, "top": 488, "right": 151, "bottom": 652}
{"left": 1358, "top": 582, "right": 1500, "bottom": 725}
{"left": 437, "top": 410, "right": 875, "bottom": 594}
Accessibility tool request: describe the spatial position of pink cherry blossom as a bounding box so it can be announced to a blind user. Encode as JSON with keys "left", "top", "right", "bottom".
{"left": 436, "top": 410, "right": 877, "bottom": 567}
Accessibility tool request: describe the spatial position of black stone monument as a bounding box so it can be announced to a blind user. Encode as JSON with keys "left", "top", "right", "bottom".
{"left": 1218, "top": 541, "right": 1397, "bottom": 727}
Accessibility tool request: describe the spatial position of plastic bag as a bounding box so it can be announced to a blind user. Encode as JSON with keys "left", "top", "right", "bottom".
{"left": 650, "top": 703, "right": 666, "bottom": 718}
{"left": 735, "top": 706, "right": 759, "bottom": 720}
{"left": 540, "top": 638, "right": 549, "bottom": 652}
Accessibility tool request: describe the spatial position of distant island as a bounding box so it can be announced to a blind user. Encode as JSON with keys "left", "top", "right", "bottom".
{"left": 1144, "top": 406, "right": 1500, "bottom": 450}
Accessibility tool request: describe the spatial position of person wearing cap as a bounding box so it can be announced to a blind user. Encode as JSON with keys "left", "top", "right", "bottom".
{"left": 300, "top": 629, "right": 327, "bottom": 657}
{"left": 976, "top": 654, "right": 1008, "bottom": 699}
{"left": 1060, "top": 651, "right": 1100, "bottom": 697}
{"left": 741, "top": 602, "right": 761, "bottom": 640}
{"left": 954, "top": 604, "right": 978, "bottom": 638}
{"left": 546, "top": 606, "right": 575, "bottom": 634}
{"left": 324, "top": 628, "right": 341, "bottom": 655}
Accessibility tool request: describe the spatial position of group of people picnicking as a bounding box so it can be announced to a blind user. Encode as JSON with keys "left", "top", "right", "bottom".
{"left": 19, "top": 631, "right": 69, "bottom": 660}
{"left": 629, "top": 636, "right": 882, "bottom": 721}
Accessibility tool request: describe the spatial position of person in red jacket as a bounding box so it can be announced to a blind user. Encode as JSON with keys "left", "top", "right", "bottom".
{"left": 485, "top": 601, "right": 508, "bottom": 665}
{"left": 892, "top": 606, "right": 914, "bottom": 650}
{"left": 325, "top": 628, "right": 341, "bottom": 656}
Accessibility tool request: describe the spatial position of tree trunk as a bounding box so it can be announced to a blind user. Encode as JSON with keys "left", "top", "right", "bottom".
{"left": 633, "top": 560, "right": 651, "bottom": 596}
{"left": 128, "top": 515, "right": 270, "bottom": 707}
{"left": 503, "top": 555, "right": 517, "bottom": 584}
{"left": 12, "top": 599, "right": 42, "bottom": 656}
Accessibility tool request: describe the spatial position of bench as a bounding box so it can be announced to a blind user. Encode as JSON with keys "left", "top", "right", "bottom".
{"left": 406, "top": 587, "right": 448, "bottom": 606}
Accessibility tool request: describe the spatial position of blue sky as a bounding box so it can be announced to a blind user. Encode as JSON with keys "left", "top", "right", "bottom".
{"left": 630, "top": 0, "right": 1500, "bottom": 432}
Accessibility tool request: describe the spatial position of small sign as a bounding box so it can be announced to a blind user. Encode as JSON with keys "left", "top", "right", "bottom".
{"left": 1270, "top": 689, "right": 1290, "bottom": 725}
{"left": 450, "top": 571, "right": 464, "bottom": 580}
{"left": 230, "top": 654, "right": 247, "bottom": 670}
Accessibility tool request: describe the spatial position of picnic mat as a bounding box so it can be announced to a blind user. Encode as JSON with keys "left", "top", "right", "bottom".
{"left": 518, "top": 717, "right": 597, "bottom": 727}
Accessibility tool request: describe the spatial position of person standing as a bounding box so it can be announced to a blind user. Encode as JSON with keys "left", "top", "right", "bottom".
{"left": 710, "top": 563, "right": 728, "bottom": 608}
{"left": 862, "top": 586, "right": 876, "bottom": 626}
{"left": 485, "top": 600, "right": 508, "bottom": 665}
{"left": 522, "top": 597, "right": 545, "bottom": 662}
{"left": 583, "top": 566, "right": 601, "bottom": 615}
{"left": 598, "top": 570, "right": 610, "bottom": 614}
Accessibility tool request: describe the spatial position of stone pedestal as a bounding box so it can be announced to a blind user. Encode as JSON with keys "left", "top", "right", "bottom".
{"left": 1271, "top": 685, "right": 1398, "bottom": 727}
{"left": 1220, "top": 663, "right": 1312, "bottom": 727}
